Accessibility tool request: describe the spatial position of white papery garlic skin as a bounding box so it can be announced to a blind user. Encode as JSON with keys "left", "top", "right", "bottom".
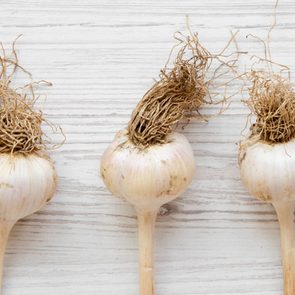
{"left": 101, "top": 129, "right": 195, "bottom": 210}
{"left": 239, "top": 139, "right": 295, "bottom": 203}
{"left": 0, "top": 152, "right": 57, "bottom": 222}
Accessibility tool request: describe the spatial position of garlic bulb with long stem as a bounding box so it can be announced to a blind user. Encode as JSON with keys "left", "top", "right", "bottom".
{"left": 101, "top": 130, "right": 195, "bottom": 294}
{"left": 240, "top": 138, "right": 295, "bottom": 294}
{"left": 239, "top": 70, "right": 295, "bottom": 295}
{"left": 0, "top": 153, "right": 56, "bottom": 288}
{"left": 101, "top": 30, "right": 238, "bottom": 295}
{"left": 0, "top": 39, "right": 58, "bottom": 292}
{"left": 239, "top": 3, "right": 295, "bottom": 291}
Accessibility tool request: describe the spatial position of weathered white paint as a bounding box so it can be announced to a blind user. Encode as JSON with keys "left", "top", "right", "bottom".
{"left": 0, "top": 0, "right": 294, "bottom": 294}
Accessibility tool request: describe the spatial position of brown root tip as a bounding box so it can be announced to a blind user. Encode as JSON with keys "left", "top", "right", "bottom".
{"left": 246, "top": 71, "right": 295, "bottom": 144}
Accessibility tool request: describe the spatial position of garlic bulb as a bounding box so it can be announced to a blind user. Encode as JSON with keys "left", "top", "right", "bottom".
{"left": 240, "top": 140, "right": 295, "bottom": 203}
{"left": 100, "top": 28, "right": 235, "bottom": 294}
{"left": 0, "top": 152, "right": 56, "bottom": 221}
{"left": 101, "top": 129, "right": 195, "bottom": 210}
{"left": 0, "top": 152, "right": 56, "bottom": 289}
{"left": 101, "top": 129, "right": 195, "bottom": 295}
{"left": 0, "top": 40, "right": 59, "bottom": 293}
{"left": 240, "top": 140, "right": 295, "bottom": 295}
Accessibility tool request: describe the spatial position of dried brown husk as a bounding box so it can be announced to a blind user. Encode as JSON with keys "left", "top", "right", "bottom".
{"left": 128, "top": 32, "right": 238, "bottom": 148}
{"left": 0, "top": 39, "right": 54, "bottom": 154}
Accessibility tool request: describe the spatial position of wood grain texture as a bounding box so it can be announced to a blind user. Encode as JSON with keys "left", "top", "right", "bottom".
{"left": 0, "top": 0, "right": 294, "bottom": 294}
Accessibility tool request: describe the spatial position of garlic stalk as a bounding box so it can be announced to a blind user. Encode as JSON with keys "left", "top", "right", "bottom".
{"left": 239, "top": 71, "right": 295, "bottom": 295}
{"left": 101, "top": 30, "right": 237, "bottom": 295}
{"left": 0, "top": 39, "right": 58, "bottom": 292}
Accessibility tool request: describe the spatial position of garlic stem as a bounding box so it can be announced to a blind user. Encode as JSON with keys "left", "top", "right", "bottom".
{"left": 273, "top": 201, "right": 295, "bottom": 295}
{"left": 0, "top": 223, "right": 13, "bottom": 293}
{"left": 137, "top": 209, "right": 157, "bottom": 295}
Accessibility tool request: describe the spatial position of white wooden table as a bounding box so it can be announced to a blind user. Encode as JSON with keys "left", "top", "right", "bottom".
{"left": 0, "top": 0, "right": 294, "bottom": 294}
